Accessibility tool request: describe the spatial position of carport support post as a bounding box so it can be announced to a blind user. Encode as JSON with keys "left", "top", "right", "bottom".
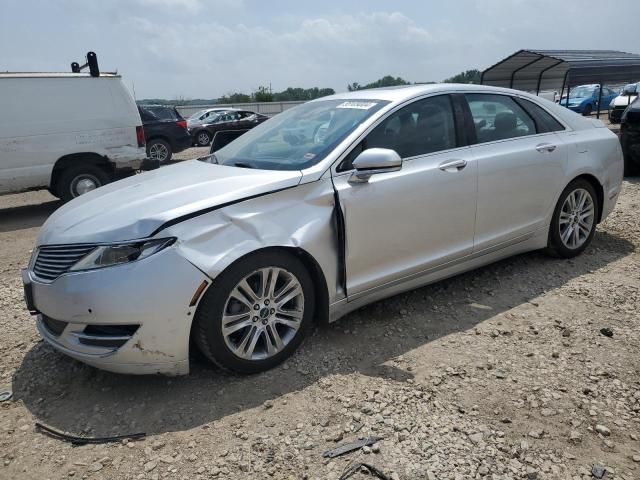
{"left": 596, "top": 84, "right": 603, "bottom": 119}
{"left": 565, "top": 85, "right": 571, "bottom": 107}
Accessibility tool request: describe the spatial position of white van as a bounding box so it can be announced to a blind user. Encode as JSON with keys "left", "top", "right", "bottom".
{"left": 0, "top": 72, "right": 146, "bottom": 200}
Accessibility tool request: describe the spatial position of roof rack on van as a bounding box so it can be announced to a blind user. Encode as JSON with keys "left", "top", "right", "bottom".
{"left": 71, "top": 52, "right": 100, "bottom": 77}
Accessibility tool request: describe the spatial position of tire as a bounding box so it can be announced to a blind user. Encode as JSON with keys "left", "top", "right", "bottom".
{"left": 624, "top": 155, "right": 640, "bottom": 177}
{"left": 193, "top": 250, "right": 315, "bottom": 374}
{"left": 56, "top": 164, "right": 111, "bottom": 202}
{"left": 547, "top": 179, "right": 599, "bottom": 258}
{"left": 146, "top": 138, "right": 172, "bottom": 163}
{"left": 195, "top": 130, "right": 211, "bottom": 147}
{"left": 582, "top": 104, "right": 592, "bottom": 116}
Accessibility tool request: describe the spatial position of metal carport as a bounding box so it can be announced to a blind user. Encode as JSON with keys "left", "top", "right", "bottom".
{"left": 480, "top": 49, "right": 640, "bottom": 117}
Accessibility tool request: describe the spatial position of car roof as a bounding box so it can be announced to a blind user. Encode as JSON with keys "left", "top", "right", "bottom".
{"left": 311, "top": 83, "right": 551, "bottom": 103}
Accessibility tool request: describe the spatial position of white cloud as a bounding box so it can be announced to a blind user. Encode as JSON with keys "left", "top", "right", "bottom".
{"left": 118, "top": 11, "right": 450, "bottom": 97}
{"left": 136, "top": 0, "right": 205, "bottom": 13}
{"left": 3, "top": 0, "right": 639, "bottom": 99}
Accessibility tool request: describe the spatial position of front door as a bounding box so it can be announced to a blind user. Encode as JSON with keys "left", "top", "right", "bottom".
{"left": 332, "top": 94, "right": 478, "bottom": 298}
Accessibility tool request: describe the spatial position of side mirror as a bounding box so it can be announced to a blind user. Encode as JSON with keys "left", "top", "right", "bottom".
{"left": 349, "top": 148, "right": 402, "bottom": 183}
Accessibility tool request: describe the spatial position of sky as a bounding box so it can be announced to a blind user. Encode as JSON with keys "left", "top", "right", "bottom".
{"left": 1, "top": 0, "right": 639, "bottom": 100}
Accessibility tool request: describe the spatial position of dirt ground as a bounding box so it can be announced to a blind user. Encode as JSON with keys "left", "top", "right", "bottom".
{"left": 0, "top": 149, "right": 639, "bottom": 480}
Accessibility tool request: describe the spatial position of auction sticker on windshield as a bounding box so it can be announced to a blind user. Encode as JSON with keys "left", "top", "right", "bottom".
{"left": 336, "top": 101, "right": 378, "bottom": 110}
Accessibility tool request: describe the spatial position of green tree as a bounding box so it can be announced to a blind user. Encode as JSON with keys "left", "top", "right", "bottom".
{"left": 442, "top": 69, "right": 481, "bottom": 84}
{"left": 348, "top": 75, "right": 411, "bottom": 91}
{"left": 218, "top": 92, "right": 252, "bottom": 104}
{"left": 253, "top": 86, "right": 273, "bottom": 102}
{"left": 273, "top": 87, "right": 335, "bottom": 101}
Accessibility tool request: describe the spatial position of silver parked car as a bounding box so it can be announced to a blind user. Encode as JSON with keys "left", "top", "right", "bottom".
{"left": 23, "top": 84, "right": 624, "bottom": 375}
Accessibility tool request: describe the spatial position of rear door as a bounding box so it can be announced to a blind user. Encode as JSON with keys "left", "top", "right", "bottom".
{"left": 464, "top": 93, "right": 568, "bottom": 252}
{"left": 333, "top": 94, "right": 478, "bottom": 297}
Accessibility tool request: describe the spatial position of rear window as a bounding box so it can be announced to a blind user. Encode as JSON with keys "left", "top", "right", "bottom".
{"left": 147, "top": 106, "right": 178, "bottom": 121}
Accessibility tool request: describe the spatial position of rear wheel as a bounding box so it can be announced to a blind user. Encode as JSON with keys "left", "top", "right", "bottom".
{"left": 193, "top": 251, "right": 315, "bottom": 374}
{"left": 547, "top": 179, "right": 599, "bottom": 258}
{"left": 56, "top": 164, "right": 110, "bottom": 202}
{"left": 195, "top": 130, "right": 211, "bottom": 147}
{"left": 147, "top": 138, "right": 172, "bottom": 163}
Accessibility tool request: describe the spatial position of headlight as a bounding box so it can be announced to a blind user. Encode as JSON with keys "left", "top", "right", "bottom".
{"left": 70, "top": 238, "right": 175, "bottom": 272}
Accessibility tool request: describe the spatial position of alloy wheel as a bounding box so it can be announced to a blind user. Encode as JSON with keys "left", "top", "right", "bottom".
{"left": 149, "top": 142, "right": 169, "bottom": 162}
{"left": 197, "top": 132, "right": 210, "bottom": 146}
{"left": 559, "top": 188, "right": 595, "bottom": 249}
{"left": 222, "top": 267, "right": 304, "bottom": 361}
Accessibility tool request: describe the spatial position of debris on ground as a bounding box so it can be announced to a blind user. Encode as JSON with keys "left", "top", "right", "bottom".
{"left": 323, "top": 437, "right": 384, "bottom": 458}
{"left": 1, "top": 178, "right": 639, "bottom": 479}
{"left": 35, "top": 422, "right": 146, "bottom": 445}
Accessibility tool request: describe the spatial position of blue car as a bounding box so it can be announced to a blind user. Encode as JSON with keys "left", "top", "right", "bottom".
{"left": 558, "top": 84, "right": 619, "bottom": 116}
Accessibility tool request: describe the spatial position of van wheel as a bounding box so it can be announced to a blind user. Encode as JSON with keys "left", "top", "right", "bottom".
{"left": 57, "top": 165, "right": 110, "bottom": 202}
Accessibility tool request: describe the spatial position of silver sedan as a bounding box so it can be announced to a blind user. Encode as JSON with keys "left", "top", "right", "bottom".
{"left": 23, "top": 84, "right": 624, "bottom": 375}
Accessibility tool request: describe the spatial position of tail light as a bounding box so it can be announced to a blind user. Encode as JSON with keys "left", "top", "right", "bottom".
{"left": 176, "top": 119, "right": 187, "bottom": 130}
{"left": 136, "top": 126, "right": 145, "bottom": 147}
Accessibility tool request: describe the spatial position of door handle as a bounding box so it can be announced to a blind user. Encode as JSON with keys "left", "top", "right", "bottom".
{"left": 438, "top": 159, "right": 467, "bottom": 172}
{"left": 536, "top": 143, "right": 557, "bottom": 153}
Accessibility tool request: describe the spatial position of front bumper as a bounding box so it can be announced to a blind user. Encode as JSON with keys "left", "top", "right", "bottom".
{"left": 23, "top": 246, "right": 208, "bottom": 375}
{"left": 609, "top": 108, "right": 625, "bottom": 124}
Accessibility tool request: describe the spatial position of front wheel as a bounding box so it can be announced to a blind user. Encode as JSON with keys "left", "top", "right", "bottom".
{"left": 547, "top": 179, "right": 599, "bottom": 258}
{"left": 193, "top": 251, "right": 315, "bottom": 374}
{"left": 195, "top": 130, "right": 211, "bottom": 147}
{"left": 582, "top": 104, "right": 593, "bottom": 116}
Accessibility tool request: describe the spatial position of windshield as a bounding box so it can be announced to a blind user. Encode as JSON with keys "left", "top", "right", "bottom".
{"left": 212, "top": 99, "right": 389, "bottom": 171}
{"left": 623, "top": 84, "right": 638, "bottom": 95}
{"left": 569, "top": 86, "right": 596, "bottom": 98}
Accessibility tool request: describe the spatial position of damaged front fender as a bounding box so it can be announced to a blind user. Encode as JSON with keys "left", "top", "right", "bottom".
{"left": 161, "top": 177, "right": 344, "bottom": 306}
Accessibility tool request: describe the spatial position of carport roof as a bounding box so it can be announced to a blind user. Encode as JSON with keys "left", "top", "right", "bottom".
{"left": 481, "top": 49, "right": 640, "bottom": 93}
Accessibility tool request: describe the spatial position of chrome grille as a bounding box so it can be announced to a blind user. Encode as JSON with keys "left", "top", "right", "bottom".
{"left": 33, "top": 244, "right": 96, "bottom": 281}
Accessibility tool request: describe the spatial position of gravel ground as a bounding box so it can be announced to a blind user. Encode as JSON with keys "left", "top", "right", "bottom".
{"left": 0, "top": 150, "right": 639, "bottom": 480}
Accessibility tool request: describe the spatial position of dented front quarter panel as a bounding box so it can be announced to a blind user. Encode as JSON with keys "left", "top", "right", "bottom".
{"left": 163, "top": 177, "right": 344, "bottom": 306}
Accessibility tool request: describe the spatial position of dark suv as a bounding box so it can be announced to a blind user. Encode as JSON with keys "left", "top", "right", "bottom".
{"left": 620, "top": 96, "right": 640, "bottom": 176}
{"left": 138, "top": 105, "right": 192, "bottom": 163}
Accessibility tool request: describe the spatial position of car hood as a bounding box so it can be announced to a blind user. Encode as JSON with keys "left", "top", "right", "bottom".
{"left": 37, "top": 160, "right": 302, "bottom": 246}
{"left": 612, "top": 94, "right": 638, "bottom": 106}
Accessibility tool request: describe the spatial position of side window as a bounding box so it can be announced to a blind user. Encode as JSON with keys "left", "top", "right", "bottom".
{"left": 466, "top": 94, "right": 536, "bottom": 143}
{"left": 517, "top": 98, "right": 565, "bottom": 133}
{"left": 366, "top": 95, "right": 457, "bottom": 159}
